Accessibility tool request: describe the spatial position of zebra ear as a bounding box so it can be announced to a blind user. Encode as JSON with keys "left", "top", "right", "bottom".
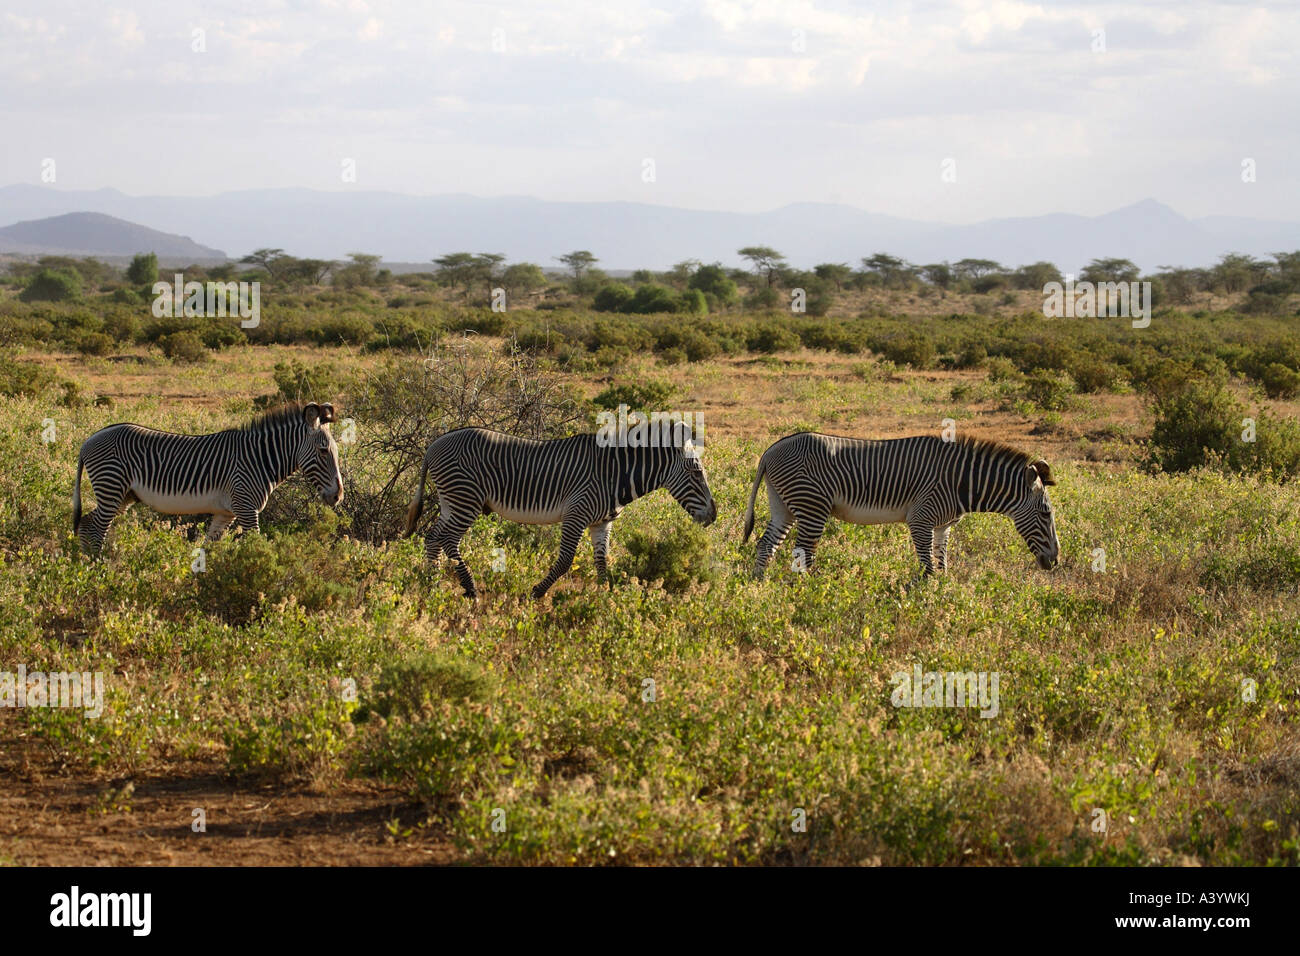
{"left": 303, "top": 403, "right": 322, "bottom": 427}
{"left": 319, "top": 403, "right": 337, "bottom": 424}
{"left": 1030, "top": 459, "right": 1055, "bottom": 486}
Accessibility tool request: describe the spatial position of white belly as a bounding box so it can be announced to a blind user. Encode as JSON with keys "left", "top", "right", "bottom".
{"left": 832, "top": 503, "right": 908, "bottom": 525}
{"left": 132, "top": 485, "right": 228, "bottom": 516}
{"left": 488, "top": 501, "right": 565, "bottom": 525}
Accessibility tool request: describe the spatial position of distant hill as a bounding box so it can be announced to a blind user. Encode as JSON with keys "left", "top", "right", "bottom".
{"left": 0, "top": 211, "right": 226, "bottom": 259}
{"left": 1, "top": 186, "right": 1298, "bottom": 272}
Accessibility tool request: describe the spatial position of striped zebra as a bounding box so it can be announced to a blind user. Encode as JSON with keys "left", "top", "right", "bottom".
{"left": 73, "top": 403, "right": 344, "bottom": 555}
{"left": 404, "top": 424, "right": 716, "bottom": 598}
{"left": 742, "top": 432, "right": 1060, "bottom": 577}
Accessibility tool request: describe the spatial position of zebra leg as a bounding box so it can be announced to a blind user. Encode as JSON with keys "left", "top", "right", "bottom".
{"left": 791, "top": 508, "right": 830, "bottom": 574}
{"left": 532, "top": 518, "right": 586, "bottom": 600}
{"left": 207, "top": 513, "right": 235, "bottom": 542}
{"left": 234, "top": 509, "right": 261, "bottom": 535}
{"left": 753, "top": 485, "right": 794, "bottom": 579}
{"left": 435, "top": 511, "right": 479, "bottom": 598}
{"left": 908, "top": 519, "right": 937, "bottom": 575}
{"left": 932, "top": 518, "right": 961, "bottom": 572}
{"left": 589, "top": 520, "right": 614, "bottom": 587}
{"left": 79, "top": 482, "right": 130, "bottom": 556}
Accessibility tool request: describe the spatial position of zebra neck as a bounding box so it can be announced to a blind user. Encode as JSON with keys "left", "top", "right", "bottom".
{"left": 617, "top": 446, "right": 669, "bottom": 504}
{"left": 964, "top": 452, "right": 1018, "bottom": 515}
{"left": 245, "top": 425, "right": 299, "bottom": 487}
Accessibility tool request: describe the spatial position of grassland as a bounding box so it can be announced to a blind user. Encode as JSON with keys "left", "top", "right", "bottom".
{"left": 1, "top": 316, "right": 1299, "bottom": 865}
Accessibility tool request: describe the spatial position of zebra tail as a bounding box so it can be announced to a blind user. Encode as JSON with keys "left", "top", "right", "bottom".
{"left": 742, "top": 457, "right": 766, "bottom": 543}
{"left": 72, "top": 454, "right": 84, "bottom": 534}
{"left": 404, "top": 456, "right": 431, "bottom": 537}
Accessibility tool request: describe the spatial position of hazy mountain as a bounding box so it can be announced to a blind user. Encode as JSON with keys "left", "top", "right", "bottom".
{"left": 0, "top": 211, "right": 226, "bottom": 259}
{"left": 1, "top": 185, "right": 1296, "bottom": 273}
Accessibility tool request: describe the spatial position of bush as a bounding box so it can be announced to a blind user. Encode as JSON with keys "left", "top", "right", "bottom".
{"left": 356, "top": 652, "right": 496, "bottom": 723}
{"left": 688, "top": 264, "right": 739, "bottom": 307}
{"left": 954, "top": 342, "right": 987, "bottom": 369}
{"left": 75, "top": 332, "right": 115, "bottom": 356}
{"left": 158, "top": 331, "right": 210, "bottom": 363}
{"left": 744, "top": 286, "right": 781, "bottom": 311}
{"left": 593, "top": 380, "right": 676, "bottom": 412}
{"left": 1068, "top": 356, "right": 1120, "bottom": 393}
{"left": 0, "top": 353, "right": 58, "bottom": 396}
{"left": 619, "top": 521, "right": 713, "bottom": 594}
{"left": 19, "top": 269, "right": 81, "bottom": 303}
{"left": 746, "top": 322, "right": 802, "bottom": 354}
{"left": 624, "top": 285, "right": 681, "bottom": 315}
{"left": 677, "top": 288, "right": 708, "bottom": 316}
{"left": 1259, "top": 363, "right": 1300, "bottom": 400}
{"left": 592, "top": 284, "right": 635, "bottom": 312}
{"left": 1020, "top": 369, "right": 1075, "bottom": 410}
{"left": 126, "top": 252, "right": 159, "bottom": 286}
{"left": 1149, "top": 379, "right": 1244, "bottom": 473}
{"left": 874, "top": 333, "right": 935, "bottom": 369}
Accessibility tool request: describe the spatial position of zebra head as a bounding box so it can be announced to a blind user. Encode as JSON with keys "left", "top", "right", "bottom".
{"left": 663, "top": 423, "right": 717, "bottom": 526}
{"left": 298, "top": 403, "right": 344, "bottom": 506}
{"left": 1009, "top": 459, "right": 1059, "bottom": 570}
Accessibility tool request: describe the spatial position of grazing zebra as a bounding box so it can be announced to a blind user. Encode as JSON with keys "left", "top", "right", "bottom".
{"left": 742, "top": 432, "right": 1060, "bottom": 577}
{"left": 404, "top": 424, "right": 717, "bottom": 599}
{"left": 73, "top": 403, "right": 344, "bottom": 555}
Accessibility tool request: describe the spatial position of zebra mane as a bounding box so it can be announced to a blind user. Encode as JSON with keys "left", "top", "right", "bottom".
{"left": 242, "top": 403, "right": 313, "bottom": 433}
{"left": 954, "top": 434, "right": 1035, "bottom": 467}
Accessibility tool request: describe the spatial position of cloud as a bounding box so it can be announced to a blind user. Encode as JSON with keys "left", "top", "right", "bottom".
{"left": 0, "top": 0, "right": 1295, "bottom": 222}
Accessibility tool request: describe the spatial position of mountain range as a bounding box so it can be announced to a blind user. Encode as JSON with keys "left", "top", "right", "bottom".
{"left": 0, "top": 211, "right": 225, "bottom": 259}
{"left": 1, "top": 185, "right": 1297, "bottom": 274}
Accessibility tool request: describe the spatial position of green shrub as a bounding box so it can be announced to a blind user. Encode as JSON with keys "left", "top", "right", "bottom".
{"left": 1149, "top": 379, "right": 1244, "bottom": 473}
{"left": 0, "top": 353, "right": 58, "bottom": 396}
{"left": 874, "top": 333, "right": 935, "bottom": 369}
{"left": 1020, "top": 369, "right": 1075, "bottom": 410}
{"left": 76, "top": 332, "right": 115, "bottom": 356}
{"left": 20, "top": 269, "right": 81, "bottom": 303}
{"left": 1260, "top": 363, "right": 1300, "bottom": 400}
{"left": 158, "top": 331, "right": 210, "bottom": 363}
{"left": 618, "top": 520, "right": 713, "bottom": 594}
{"left": 746, "top": 322, "right": 802, "bottom": 354}
{"left": 195, "top": 528, "right": 354, "bottom": 623}
{"left": 593, "top": 380, "right": 676, "bottom": 411}
{"left": 624, "top": 285, "right": 681, "bottom": 315}
{"left": 357, "top": 651, "right": 496, "bottom": 722}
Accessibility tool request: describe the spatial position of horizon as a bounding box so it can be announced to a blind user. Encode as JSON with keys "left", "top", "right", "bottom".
{"left": 5, "top": 187, "right": 1300, "bottom": 229}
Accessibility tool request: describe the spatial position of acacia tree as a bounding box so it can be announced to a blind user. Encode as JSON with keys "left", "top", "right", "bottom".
{"left": 556, "top": 250, "right": 598, "bottom": 286}
{"left": 953, "top": 258, "right": 1003, "bottom": 281}
{"left": 738, "top": 246, "right": 786, "bottom": 287}
{"left": 813, "top": 262, "right": 853, "bottom": 291}
{"left": 501, "top": 262, "right": 548, "bottom": 300}
{"left": 1080, "top": 257, "right": 1140, "bottom": 285}
{"left": 860, "top": 253, "right": 914, "bottom": 289}
{"left": 239, "top": 248, "right": 291, "bottom": 281}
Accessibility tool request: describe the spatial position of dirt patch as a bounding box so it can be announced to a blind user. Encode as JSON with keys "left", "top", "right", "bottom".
{"left": 0, "top": 740, "right": 457, "bottom": 866}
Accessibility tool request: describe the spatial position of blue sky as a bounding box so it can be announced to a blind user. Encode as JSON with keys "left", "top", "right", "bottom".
{"left": 2, "top": 0, "right": 1296, "bottom": 222}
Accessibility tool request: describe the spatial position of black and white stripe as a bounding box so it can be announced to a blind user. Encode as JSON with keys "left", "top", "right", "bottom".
{"left": 73, "top": 402, "right": 343, "bottom": 554}
{"left": 742, "top": 432, "right": 1060, "bottom": 577}
{"left": 404, "top": 425, "right": 717, "bottom": 598}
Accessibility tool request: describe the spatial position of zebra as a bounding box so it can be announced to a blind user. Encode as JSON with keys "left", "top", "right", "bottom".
{"left": 73, "top": 402, "right": 344, "bottom": 555}
{"left": 403, "top": 423, "right": 717, "bottom": 599}
{"left": 742, "top": 432, "right": 1060, "bottom": 577}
